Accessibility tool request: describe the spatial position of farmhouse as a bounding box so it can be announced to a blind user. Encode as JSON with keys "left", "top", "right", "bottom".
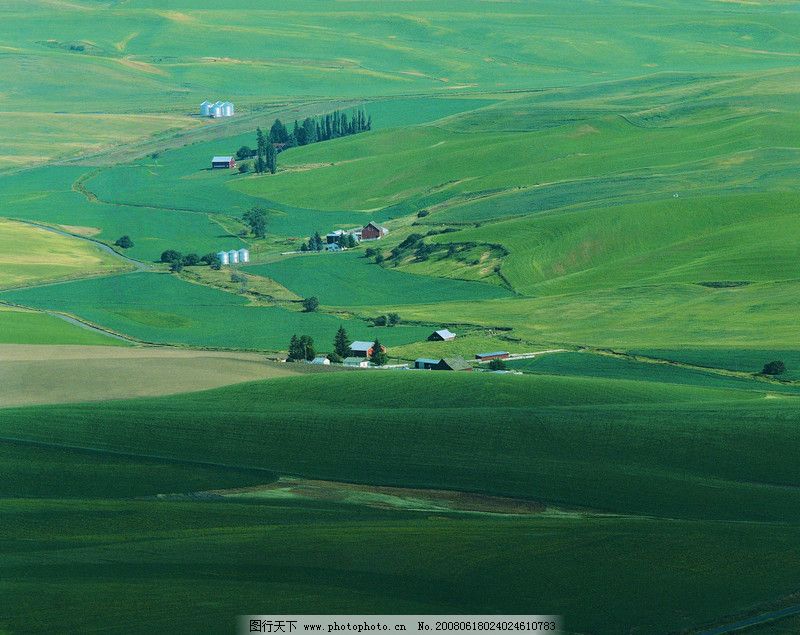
{"left": 475, "top": 351, "right": 510, "bottom": 361}
{"left": 211, "top": 156, "right": 235, "bottom": 169}
{"left": 349, "top": 341, "right": 385, "bottom": 358}
{"left": 361, "top": 222, "right": 388, "bottom": 240}
{"left": 414, "top": 358, "right": 439, "bottom": 370}
{"left": 428, "top": 329, "right": 456, "bottom": 341}
{"left": 433, "top": 357, "right": 472, "bottom": 372}
{"left": 344, "top": 357, "right": 370, "bottom": 368}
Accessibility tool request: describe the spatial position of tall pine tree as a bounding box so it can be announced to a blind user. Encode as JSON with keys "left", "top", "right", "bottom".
{"left": 333, "top": 325, "right": 351, "bottom": 358}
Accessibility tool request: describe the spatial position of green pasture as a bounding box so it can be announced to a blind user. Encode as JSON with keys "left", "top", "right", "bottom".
{"left": 5, "top": 372, "right": 800, "bottom": 522}
{"left": 2, "top": 497, "right": 800, "bottom": 635}
{"left": 0, "top": 272, "right": 432, "bottom": 351}
{"left": 0, "top": 441, "right": 271, "bottom": 499}
{"left": 245, "top": 252, "right": 512, "bottom": 307}
{"left": 632, "top": 348, "right": 800, "bottom": 382}
{"left": 506, "top": 352, "right": 800, "bottom": 394}
{"left": 0, "top": 307, "right": 127, "bottom": 346}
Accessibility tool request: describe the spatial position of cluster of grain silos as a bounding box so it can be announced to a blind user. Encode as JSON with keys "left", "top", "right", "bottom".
{"left": 200, "top": 101, "right": 234, "bottom": 118}
{"left": 216, "top": 248, "right": 250, "bottom": 266}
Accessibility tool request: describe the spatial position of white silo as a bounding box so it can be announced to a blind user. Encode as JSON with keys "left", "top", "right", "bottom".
{"left": 210, "top": 101, "right": 224, "bottom": 118}
{"left": 228, "top": 249, "right": 239, "bottom": 264}
{"left": 216, "top": 250, "right": 229, "bottom": 265}
{"left": 200, "top": 101, "right": 212, "bottom": 116}
{"left": 237, "top": 248, "right": 249, "bottom": 263}
{"left": 222, "top": 101, "right": 234, "bottom": 117}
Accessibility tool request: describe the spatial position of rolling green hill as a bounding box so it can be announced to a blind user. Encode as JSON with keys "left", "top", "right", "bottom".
{"left": 3, "top": 1, "right": 800, "bottom": 632}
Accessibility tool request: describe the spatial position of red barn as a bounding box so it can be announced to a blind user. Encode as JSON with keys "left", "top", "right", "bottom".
{"left": 361, "top": 222, "right": 388, "bottom": 240}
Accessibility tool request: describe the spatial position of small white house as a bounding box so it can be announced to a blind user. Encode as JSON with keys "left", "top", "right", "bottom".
{"left": 344, "top": 357, "right": 370, "bottom": 368}
{"left": 200, "top": 101, "right": 212, "bottom": 116}
{"left": 237, "top": 248, "right": 250, "bottom": 263}
{"left": 310, "top": 356, "right": 331, "bottom": 365}
{"left": 227, "top": 249, "right": 239, "bottom": 264}
{"left": 216, "top": 250, "right": 230, "bottom": 265}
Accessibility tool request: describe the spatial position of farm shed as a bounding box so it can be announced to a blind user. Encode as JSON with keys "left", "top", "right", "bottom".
{"left": 310, "top": 356, "right": 330, "bottom": 365}
{"left": 349, "top": 341, "right": 385, "bottom": 358}
{"left": 361, "top": 222, "right": 388, "bottom": 240}
{"left": 414, "top": 358, "right": 439, "bottom": 370}
{"left": 475, "top": 351, "right": 510, "bottom": 361}
{"left": 211, "top": 156, "right": 235, "bottom": 169}
{"left": 428, "top": 329, "right": 456, "bottom": 341}
{"left": 433, "top": 357, "right": 472, "bottom": 372}
{"left": 344, "top": 357, "right": 370, "bottom": 368}
{"left": 216, "top": 251, "right": 230, "bottom": 265}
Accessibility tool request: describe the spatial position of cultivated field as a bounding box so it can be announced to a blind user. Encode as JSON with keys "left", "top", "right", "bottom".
{"left": 2, "top": 0, "right": 799, "bottom": 632}
{"left": 0, "top": 217, "right": 127, "bottom": 288}
{"left": 0, "top": 345, "right": 299, "bottom": 407}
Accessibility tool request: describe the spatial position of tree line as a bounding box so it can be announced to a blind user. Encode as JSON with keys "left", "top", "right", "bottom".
{"left": 236, "top": 109, "right": 372, "bottom": 175}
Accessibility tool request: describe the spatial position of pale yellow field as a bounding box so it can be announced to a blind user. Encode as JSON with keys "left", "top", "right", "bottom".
{"left": 0, "top": 218, "right": 127, "bottom": 288}
{"left": 0, "top": 345, "right": 301, "bottom": 407}
{"left": 0, "top": 111, "right": 200, "bottom": 168}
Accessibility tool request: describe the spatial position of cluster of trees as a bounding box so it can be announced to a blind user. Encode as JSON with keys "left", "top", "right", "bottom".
{"left": 287, "top": 326, "right": 387, "bottom": 366}
{"left": 762, "top": 360, "right": 786, "bottom": 376}
{"left": 160, "top": 250, "right": 221, "bottom": 272}
{"left": 287, "top": 334, "right": 316, "bottom": 361}
{"left": 243, "top": 207, "right": 268, "bottom": 238}
{"left": 372, "top": 313, "right": 400, "bottom": 327}
{"left": 299, "top": 231, "right": 357, "bottom": 252}
{"left": 115, "top": 235, "right": 134, "bottom": 249}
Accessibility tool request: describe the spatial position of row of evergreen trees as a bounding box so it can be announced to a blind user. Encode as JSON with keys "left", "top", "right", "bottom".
{"left": 287, "top": 326, "right": 387, "bottom": 365}
{"left": 244, "top": 109, "right": 371, "bottom": 176}
{"left": 270, "top": 109, "right": 371, "bottom": 147}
